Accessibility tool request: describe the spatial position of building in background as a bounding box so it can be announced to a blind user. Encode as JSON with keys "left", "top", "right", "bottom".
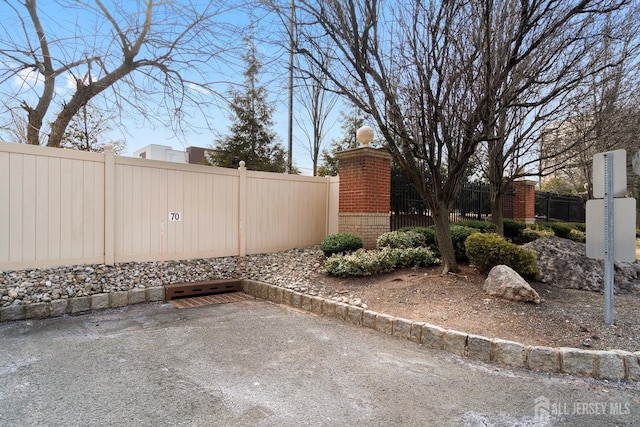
{"left": 133, "top": 144, "right": 212, "bottom": 165}
{"left": 132, "top": 144, "right": 313, "bottom": 174}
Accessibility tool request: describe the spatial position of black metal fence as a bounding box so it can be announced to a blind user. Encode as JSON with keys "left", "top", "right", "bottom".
{"left": 390, "top": 170, "right": 585, "bottom": 230}
{"left": 390, "top": 171, "right": 514, "bottom": 230}
{"left": 535, "top": 192, "right": 586, "bottom": 223}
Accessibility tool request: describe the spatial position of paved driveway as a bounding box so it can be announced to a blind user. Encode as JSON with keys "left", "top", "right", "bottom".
{"left": 1, "top": 299, "right": 639, "bottom": 426}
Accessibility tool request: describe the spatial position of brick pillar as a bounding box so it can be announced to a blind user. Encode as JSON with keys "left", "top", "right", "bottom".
{"left": 336, "top": 146, "right": 392, "bottom": 248}
{"left": 512, "top": 180, "right": 537, "bottom": 224}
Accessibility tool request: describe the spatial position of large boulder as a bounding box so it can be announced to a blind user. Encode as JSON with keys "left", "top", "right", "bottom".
{"left": 523, "top": 236, "right": 640, "bottom": 292}
{"left": 484, "top": 265, "right": 541, "bottom": 304}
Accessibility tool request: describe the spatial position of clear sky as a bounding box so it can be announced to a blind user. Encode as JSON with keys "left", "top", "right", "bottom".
{"left": 0, "top": 0, "right": 346, "bottom": 172}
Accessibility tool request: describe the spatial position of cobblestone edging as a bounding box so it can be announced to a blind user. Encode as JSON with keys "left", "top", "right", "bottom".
{"left": 0, "top": 287, "right": 165, "bottom": 321}
{"left": 241, "top": 279, "right": 640, "bottom": 382}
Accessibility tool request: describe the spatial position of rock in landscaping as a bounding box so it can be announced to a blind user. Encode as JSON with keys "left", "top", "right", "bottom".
{"left": 524, "top": 237, "right": 640, "bottom": 292}
{"left": 484, "top": 265, "right": 541, "bottom": 304}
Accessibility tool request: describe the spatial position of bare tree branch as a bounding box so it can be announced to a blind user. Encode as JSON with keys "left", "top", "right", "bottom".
{"left": 0, "top": 0, "right": 247, "bottom": 147}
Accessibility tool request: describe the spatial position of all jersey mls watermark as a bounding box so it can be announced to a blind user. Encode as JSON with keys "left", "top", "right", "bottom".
{"left": 534, "top": 395, "right": 632, "bottom": 423}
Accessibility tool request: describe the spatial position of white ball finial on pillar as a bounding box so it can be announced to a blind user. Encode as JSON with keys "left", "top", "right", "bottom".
{"left": 356, "top": 126, "right": 374, "bottom": 147}
{"left": 239, "top": 160, "right": 246, "bottom": 168}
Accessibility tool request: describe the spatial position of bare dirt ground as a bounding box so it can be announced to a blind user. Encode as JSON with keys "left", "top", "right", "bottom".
{"left": 311, "top": 263, "right": 640, "bottom": 353}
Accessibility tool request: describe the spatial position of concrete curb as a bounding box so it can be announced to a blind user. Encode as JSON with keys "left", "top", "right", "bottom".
{"left": 242, "top": 279, "right": 640, "bottom": 382}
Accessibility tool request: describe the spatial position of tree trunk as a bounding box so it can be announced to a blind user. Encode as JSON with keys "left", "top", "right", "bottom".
{"left": 490, "top": 184, "right": 504, "bottom": 235}
{"left": 26, "top": 110, "right": 45, "bottom": 145}
{"left": 487, "top": 129, "right": 505, "bottom": 235}
{"left": 432, "top": 205, "right": 458, "bottom": 275}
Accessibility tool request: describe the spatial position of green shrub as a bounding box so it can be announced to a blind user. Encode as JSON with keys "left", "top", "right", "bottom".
{"left": 398, "top": 226, "right": 438, "bottom": 252}
{"left": 529, "top": 223, "right": 553, "bottom": 231}
{"left": 324, "top": 247, "right": 439, "bottom": 277}
{"left": 320, "top": 233, "right": 363, "bottom": 257}
{"left": 393, "top": 247, "right": 440, "bottom": 267}
{"left": 456, "top": 220, "right": 497, "bottom": 233}
{"left": 520, "top": 227, "right": 554, "bottom": 243}
{"left": 568, "top": 229, "right": 586, "bottom": 243}
{"left": 449, "top": 225, "right": 479, "bottom": 261}
{"left": 567, "top": 222, "right": 586, "bottom": 232}
{"left": 399, "top": 224, "right": 482, "bottom": 260}
{"left": 539, "top": 222, "right": 572, "bottom": 238}
{"left": 324, "top": 248, "right": 395, "bottom": 276}
{"left": 377, "top": 230, "right": 425, "bottom": 249}
{"left": 465, "top": 232, "right": 539, "bottom": 279}
{"left": 503, "top": 219, "right": 526, "bottom": 239}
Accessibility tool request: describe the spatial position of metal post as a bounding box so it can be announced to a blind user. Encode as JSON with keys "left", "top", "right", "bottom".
{"left": 286, "top": 0, "right": 295, "bottom": 173}
{"left": 604, "top": 153, "right": 614, "bottom": 325}
{"left": 477, "top": 184, "right": 482, "bottom": 220}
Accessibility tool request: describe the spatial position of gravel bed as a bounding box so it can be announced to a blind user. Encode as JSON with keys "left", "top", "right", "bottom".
{"left": 0, "top": 247, "right": 366, "bottom": 309}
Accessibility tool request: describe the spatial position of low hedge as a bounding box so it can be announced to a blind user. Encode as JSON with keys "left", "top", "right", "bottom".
{"left": 398, "top": 223, "right": 492, "bottom": 260}
{"left": 465, "top": 232, "right": 539, "bottom": 279}
{"left": 377, "top": 230, "right": 426, "bottom": 249}
{"left": 324, "top": 247, "right": 440, "bottom": 277}
{"left": 568, "top": 229, "right": 586, "bottom": 243}
{"left": 320, "top": 233, "right": 363, "bottom": 257}
{"left": 519, "top": 227, "right": 554, "bottom": 243}
{"left": 398, "top": 226, "right": 438, "bottom": 252}
{"left": 539, "top": 222, "right": 572, "bottom": 238}
{"left": 456, "top": 220, "right": 497, "bottom": 233}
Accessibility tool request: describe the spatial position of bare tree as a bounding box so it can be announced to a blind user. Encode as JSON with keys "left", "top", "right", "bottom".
{"left": 294, "top": 52, "right": 340, "bottom": 176}
{"left": 478, "top": 3, "right": 640, "bottom": 234}
{"left": 0, "top": 0, "right": 244, "bottom": 148}
{"left": 267, "top": 0, "right": 629, "bottom": 273}
{"left": 538, "top": 11, "right": 640, "bottom": 199}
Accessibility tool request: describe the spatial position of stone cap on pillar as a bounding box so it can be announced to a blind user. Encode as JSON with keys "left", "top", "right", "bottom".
{"left": 335, "top": 146, "right": 392, "bottom": 161}
{"left": 512, "top": 179, "right": 538, "bottom": 187}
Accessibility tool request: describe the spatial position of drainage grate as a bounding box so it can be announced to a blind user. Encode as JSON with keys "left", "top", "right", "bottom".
{"left": 169, "top": 292, "right": 253, "bottom": 309}
{"left": 164, "top": 279, "right": 242, "bottom": 301}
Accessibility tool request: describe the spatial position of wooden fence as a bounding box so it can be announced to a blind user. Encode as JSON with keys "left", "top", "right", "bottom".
{"left": 0, "top": 142, "right": 339, "bottom": 270}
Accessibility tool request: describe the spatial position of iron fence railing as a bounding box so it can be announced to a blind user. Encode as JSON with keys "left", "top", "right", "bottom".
{"left": 390, "top": 170, "right": 585, "bottom": 230}
{"left": 535, "top": 191, "right": 586, "bottom": 223}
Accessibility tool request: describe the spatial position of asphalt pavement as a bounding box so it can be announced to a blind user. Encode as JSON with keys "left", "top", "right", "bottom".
{"left": 1, "top": 299, "right": 639, "bottom": 426}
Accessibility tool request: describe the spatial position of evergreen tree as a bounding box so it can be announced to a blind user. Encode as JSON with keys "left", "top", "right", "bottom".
{"left": 209, "top": 41, "right": 287, "bottom": 173}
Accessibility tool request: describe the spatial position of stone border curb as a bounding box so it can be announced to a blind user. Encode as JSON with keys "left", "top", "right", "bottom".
{"left": 0, "top": 287, "right": 165, "bottom": 322}
{"left": 242, "top": 279, "right": 639, "bottom": 382}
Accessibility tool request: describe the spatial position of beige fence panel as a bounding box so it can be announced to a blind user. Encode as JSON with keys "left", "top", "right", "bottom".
{"left": 0, "top": 143, "right": 105, "bottom": 270}
{"left": 244, "top": 171, "right": 330, "bottom": 254}
{"left": 0, "top": 142, "right": 339, "bottom": 271}
{"left": 112, "top": 157, "right": 240, "bottom": 262}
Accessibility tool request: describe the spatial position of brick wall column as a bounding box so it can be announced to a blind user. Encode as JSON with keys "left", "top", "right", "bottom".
{"left": 336, "top": 146, "right": 392, "bottom": 248}
{"left": 512, "top": 180, "right": 537, "bottom": 224}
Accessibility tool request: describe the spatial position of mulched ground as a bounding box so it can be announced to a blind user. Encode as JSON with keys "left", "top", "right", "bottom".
{"left": 310, "top": 264, "right": 640, "bottom": 352}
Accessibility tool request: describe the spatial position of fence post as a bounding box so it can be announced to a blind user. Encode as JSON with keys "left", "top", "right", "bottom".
{"left": 104, "top": 144, "right": 115, "bottom": 265}
{"left": 238, "top": 161, "right": 247, "bottom": 257}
